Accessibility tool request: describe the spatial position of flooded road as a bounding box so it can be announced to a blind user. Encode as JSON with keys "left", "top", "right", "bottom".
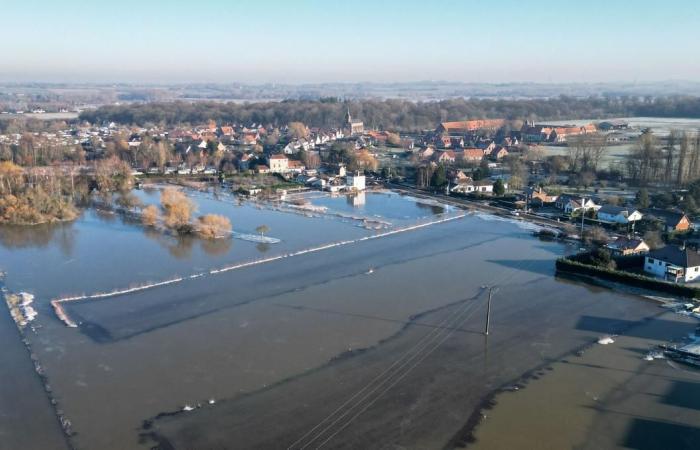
{"left": 0, "top": 189, "right": 697, "bottom": 449}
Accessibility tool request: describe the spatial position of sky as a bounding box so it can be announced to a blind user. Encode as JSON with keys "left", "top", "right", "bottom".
{"left": 2, "top": 0, "right": 700, "bottom": 84}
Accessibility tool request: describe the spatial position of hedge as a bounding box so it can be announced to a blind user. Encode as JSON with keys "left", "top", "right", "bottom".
{"left": 556, "top": 257, "right": 700, "bottom": 299}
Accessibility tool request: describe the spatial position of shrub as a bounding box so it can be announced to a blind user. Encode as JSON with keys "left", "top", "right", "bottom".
{"left": 141, "top": 204, "right": 159, "bottom": 227}
{"left": 161, "top": 188, "right": 194, "bottom": 231}
{"left": 197, "top": 214, "right": 232, "bottom": 239}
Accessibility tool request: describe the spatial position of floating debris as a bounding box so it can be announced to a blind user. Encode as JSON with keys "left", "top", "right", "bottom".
{"left": 5, "top": 292, "right": 37, "bottom": 328}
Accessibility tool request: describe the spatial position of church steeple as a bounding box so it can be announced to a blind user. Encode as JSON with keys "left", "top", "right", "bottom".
{"left": 345, "top": 107, "right": 352, "bottom": 125}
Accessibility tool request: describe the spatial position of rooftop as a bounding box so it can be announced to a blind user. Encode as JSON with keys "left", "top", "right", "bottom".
{"left": 648, "top": 246, "right": 700, "bottom": 268}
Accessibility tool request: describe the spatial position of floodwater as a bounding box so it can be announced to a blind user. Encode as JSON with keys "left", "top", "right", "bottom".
{"left": 0, "top": 188, "right": 697, "bottom": 449}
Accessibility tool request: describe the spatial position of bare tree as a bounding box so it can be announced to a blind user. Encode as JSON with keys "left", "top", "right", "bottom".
{"left": 677, "top": 132, "right": 689, "bottom": 185}
{"left": 664, "top": 130, "right": 678, "bottom": 185}
{"left": 567, "top": 133, "right": 607, "bottom": 172}
{"left": 634, "top": 132, "right": 661, "bottom": 185}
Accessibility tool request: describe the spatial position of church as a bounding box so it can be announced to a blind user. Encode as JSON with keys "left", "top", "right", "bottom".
{"left": 344, "top": 108, "right": 364, "bottom": 136}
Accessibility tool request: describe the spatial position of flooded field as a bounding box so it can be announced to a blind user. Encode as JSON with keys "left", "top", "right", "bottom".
{"left": 1, "top": 187, "right": 698, "bottom": 449}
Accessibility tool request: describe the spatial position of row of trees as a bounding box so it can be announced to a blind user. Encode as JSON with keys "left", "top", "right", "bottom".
{"left": 627, "top": 131, "right": 700, "bottom": 186}
{"left": 80, "top": 96, "right": 700, "bottom": 131}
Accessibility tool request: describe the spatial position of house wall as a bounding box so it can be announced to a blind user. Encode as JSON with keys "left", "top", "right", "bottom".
{"left": 269, "top": 158, "right": 288, "bottom": 172}
{"left": 686, "top": 265, "right": 700, "bottom": 282}
{"left": 346, "top": 175, "right": 365, "bottom": 191}
{"left": 644, "top": 256, "right": 669, "bottom": 279}
{"left": 645, "top": 256, "right": 700, "bottom": 282}
{"left": 628, "top": 211, "right": 643, "bottom": 222}
{"left": 677, "top": 216, "right": 691, "bottom": 231}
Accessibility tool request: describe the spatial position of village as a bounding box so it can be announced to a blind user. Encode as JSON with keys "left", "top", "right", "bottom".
{"left": 2, "top": 106, "right": 700, "bottom": 291}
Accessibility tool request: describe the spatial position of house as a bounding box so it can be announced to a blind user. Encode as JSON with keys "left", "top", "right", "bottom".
{"left": 435, "top": 150, "right": 456, "bottom": 164}
{"left": 598, "top": 120, "right": 629, "bottom": 131}
{"left": 521, "top": 124, "right": 554, "bottom": 143}
{"left": 449, "top": 170, "right": 471, "bottom": 185}
{"left": 521, "top": 122, "right": 596, "bottom": 143}
{"left": 487, "top": 146, "right": 509, "bottom": 160}
{"left": 461, "top": 148, "right": 485, "bottom": 162}
{"left": 241, "top": 132, "right": 259, "bottom": 146}
{"left": 644, "top": 246, "right": 700, "bottom": 282}
{"left": 451, "top": 179, "right": 505, "bottom": 194}
{"left": 435, "top": 119, "right": 506, "bottom": 134}
{"left": 439, "top": 136, "right": 452, "bottom": 148}
{"left": 549, "top": 124, "right": 597, "bottom": 143}
{"left": 287, "top": 160, "right": 306, "bottom": 174}
{"left": 606, "top": 237, "right": 650, "bottom": 256}
{"left": 644, "top": 209, "right": 692, "bottom": 232}
{"left": 525, "top": 187, "right": 558, "bottom": 206}
{"left": 256, "top": 165, "right": 270, "bottom": 174}
{"left": 346, "top": 172, "right": 366, "bottom": 191}
{"left": 597, "top": 205, "right": 643, "bottom": 225}
{"left": 556, "top": 195, "right": 600, "bottom": 215}
{"left": 268, "top": 154, "right": 289, "bottom": 173}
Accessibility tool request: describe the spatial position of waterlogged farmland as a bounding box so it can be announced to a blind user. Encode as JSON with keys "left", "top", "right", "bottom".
{"left": 0, "top": 187, "right": 698, "bottom": 449}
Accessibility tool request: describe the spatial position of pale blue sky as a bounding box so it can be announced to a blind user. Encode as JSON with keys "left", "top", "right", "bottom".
{"left": 2, "top": 0, "right": 699, "bottom": 83}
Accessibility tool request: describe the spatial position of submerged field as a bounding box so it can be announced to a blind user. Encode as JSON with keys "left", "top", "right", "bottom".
{"left": 0, "top": 187, "right": 698, "bottom": 449}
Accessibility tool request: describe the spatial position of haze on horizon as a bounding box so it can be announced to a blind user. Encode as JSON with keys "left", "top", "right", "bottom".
{"left": 2, "top": 0, "right": 699, "bottom": 85}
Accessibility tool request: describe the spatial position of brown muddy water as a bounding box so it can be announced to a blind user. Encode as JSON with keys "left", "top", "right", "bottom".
{"left": 0, "top": 188, "right": 697, "bottom": 449}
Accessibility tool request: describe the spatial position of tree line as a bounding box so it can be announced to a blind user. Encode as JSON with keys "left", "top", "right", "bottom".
{"left": 80, "top": 96, "right": 700, "bottom": 131}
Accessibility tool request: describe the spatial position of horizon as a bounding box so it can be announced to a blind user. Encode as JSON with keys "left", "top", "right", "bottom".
{"left": 2, "top": 0, "right": 699, "bottom": 84}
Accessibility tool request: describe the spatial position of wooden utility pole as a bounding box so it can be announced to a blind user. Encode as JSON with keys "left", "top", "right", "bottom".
{"left": 485, "top": 287, "right": 493, "bottom": 335}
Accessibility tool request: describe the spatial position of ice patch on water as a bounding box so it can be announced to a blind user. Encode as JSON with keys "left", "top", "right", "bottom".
{"left": 473, "top": 212, "right": 546, "bottom": 233}
{"left": 643, "top": 350, "right": 665, "bottom": 361}
{"left": 598, "top": 336, "right": 615, "bottom": 345}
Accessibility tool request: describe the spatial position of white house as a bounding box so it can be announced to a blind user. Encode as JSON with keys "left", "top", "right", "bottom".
{"left": 451, "top": 180, "right": 506, "bottom": 194}
{"left": 346, "top": 172, "right": 366, "bottom": 191}
{"left": 644, "top": 246, "right": 700, "bottom": 283}
{"left": 556, "top": 195, "right": 600, "bottom": 215}
{"left": 268, "top": 154, "right": 289, "bottom": 173}
{"left": 597, "top": 205, "right": 643, "bottom": 224}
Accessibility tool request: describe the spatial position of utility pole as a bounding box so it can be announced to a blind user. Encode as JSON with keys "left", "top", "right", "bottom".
{"left": 580, "top": 198, "right": 586, "bottom": 234}
{"left": 485, "top": 287, "right": 493, "bottom": 336}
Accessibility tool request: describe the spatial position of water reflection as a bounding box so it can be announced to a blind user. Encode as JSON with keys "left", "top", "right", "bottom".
{"left": 201, "top": 237, "right": 232, "bottom": 256}
{"left": 346, "top": 192, "right": 366, "bottom": 207}
{"left": 142, "top": 227, "right": 232, "bottom": 259}
{"left": 415, "top": 201, "right": 445, "bottom": 215}
{"left": 94, "top": 208, "right": 118, "bottom": 223}
{"left": 0, "top": 223, "right": 75, "bottom": 256}
{"left": 256, "top": 242, "right": 271, "bottom": 253}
